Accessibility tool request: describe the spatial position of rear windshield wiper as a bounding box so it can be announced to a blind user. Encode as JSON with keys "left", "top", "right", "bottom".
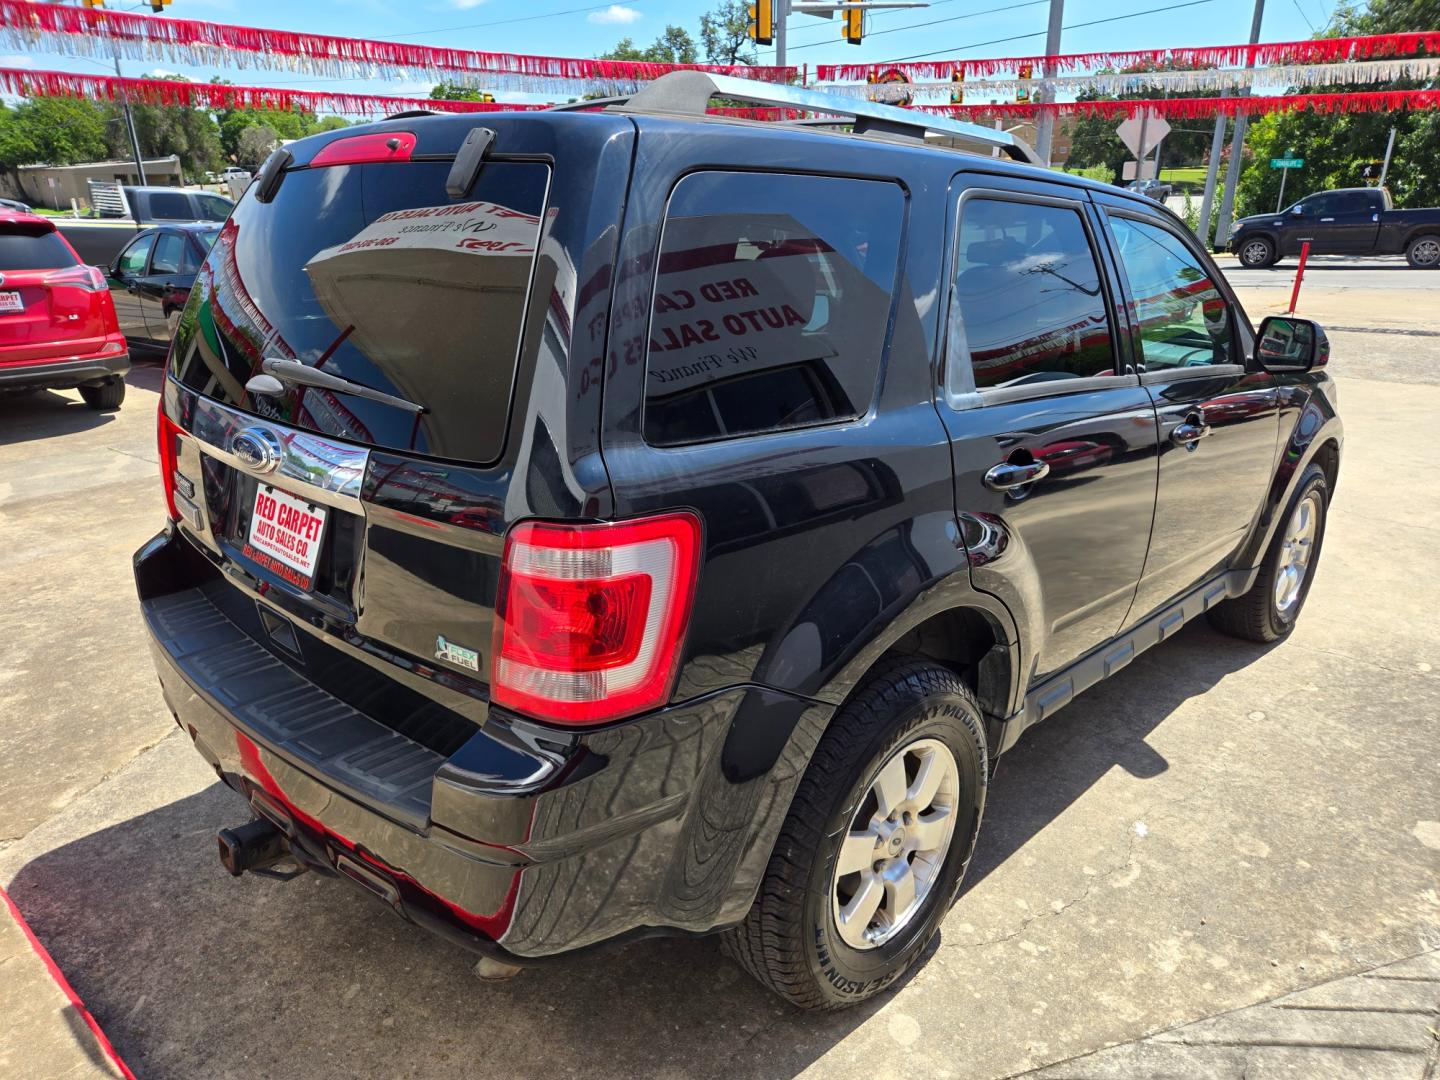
{"left": 259, "top": 357, "right": 428, "bottom": 415}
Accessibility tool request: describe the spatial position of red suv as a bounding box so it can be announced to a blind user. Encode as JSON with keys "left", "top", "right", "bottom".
{"left": 0, "top": 210, "right": 129, "bottom": 409}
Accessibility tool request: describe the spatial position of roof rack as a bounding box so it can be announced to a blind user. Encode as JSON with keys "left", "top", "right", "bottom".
{"left": 555, "top": 71, "right": 1041, "bottom": 166}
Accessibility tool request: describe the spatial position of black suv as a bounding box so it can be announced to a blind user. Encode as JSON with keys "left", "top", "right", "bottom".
{"left": 134, "top": 74, "right": 1342, "bottom": 1011}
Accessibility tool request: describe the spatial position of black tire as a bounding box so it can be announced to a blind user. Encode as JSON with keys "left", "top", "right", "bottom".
{"left": 1238, "top": 236, "right": 1276, "bottom": 269}
{"left": 78, "top": 377, "right": 125, "bottom": 411}
{"left": 1208, "top": 462, "right": 1328, "bottom": 643}
{"left": 1404, "top": 233, "right": 1440, "bottom": 269}
{"left": 722, "top": 657, "right": 987, "bottom": 1010}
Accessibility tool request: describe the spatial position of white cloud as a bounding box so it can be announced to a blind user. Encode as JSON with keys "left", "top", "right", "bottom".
{"left": 447, "top": 0, "right": 488, "bottom": 9}
{"left": 587, "top": 4, "right": 642, "bottom": 24}
{"left": 144, "top": 68, "right": 185, "bottom": 80}
{"left": 0, "top": 55, "right": 35, "bottom": 69}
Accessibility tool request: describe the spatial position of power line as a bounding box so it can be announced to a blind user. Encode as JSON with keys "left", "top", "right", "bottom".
{"left": 384, "top": 0, "right": 648, "bottom": 39}
{"left": 879, "top": 0, "right": 1220, "bottom": 65}
{"left": 787, "top": 0, "right": 964, "bottom": 36}
{"left": 786, "top": 0, "right": 1048, "bottom": 53}
{"left": 1290, "top": 0, "right": 1316, "bottom": 33}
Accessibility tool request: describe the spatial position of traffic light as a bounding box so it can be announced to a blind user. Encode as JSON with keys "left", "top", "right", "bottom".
{"left": 480, "top": 92, "right": 496, "bottom": 104}
{"left": 1016, "top": 63, "right": 1033, "bottom": 103}
{"left": 843, "top": 5, "right": 863, "bottom": 45}
{"left": 748, "top": 0, "right": 773, "bottom": 46}
{"left": 950, "top": 70, "right": 964, "bottom": 105}
{"left": 80, "top": 0, "right": 104, "bottom": 7}
{"left": 149, "top": 0, "right": 171, "bottom": 10}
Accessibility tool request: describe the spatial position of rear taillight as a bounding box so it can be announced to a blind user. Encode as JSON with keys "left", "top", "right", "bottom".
{"left": 157, "top": 405, "right": 183, "bottom": 522}
{"left": 309, "top": 131, "right": 416, "bottom": 168}
{"left": 491, "top": 513, "right": 702, "bottom": 726}
{"left": 42, "top": 265, "right": 106, "bottom": 292}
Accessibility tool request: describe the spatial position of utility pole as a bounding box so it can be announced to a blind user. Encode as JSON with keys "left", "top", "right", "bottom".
{"left": 1034, "top": 0, "right": 1064, "bottom": 165}
{"left": 1214, "top": 0, "right": 1265, "bottom": 248}
{"left": 1197, "top": 116, "right": 1227, "bottom": 244}
{"left": 775, "top": 0, "right": 788, "bottom": 68}
{"left": 113, "top": 47, "right": 148, "bottom": 186}
{"left": 1378, "top": 125, "right": 1396, "bottom": 189}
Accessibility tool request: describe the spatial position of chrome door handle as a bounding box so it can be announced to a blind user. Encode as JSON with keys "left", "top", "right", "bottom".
{"left": 983, "top": 459, "right": 1050, "bottom": 491}
{"left": 1320, "top": 217, "right": 1335, "bottom": 222}
{"left": 1171, "top": 421, "right": 1213, "bottom": 446}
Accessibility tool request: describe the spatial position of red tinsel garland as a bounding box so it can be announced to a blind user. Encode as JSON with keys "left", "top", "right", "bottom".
{"left": 0, "top": 68, "right": 552, "bottom": 115}
{"left": 0, "top": 67, "right": 802, "bottom": 121}
{"left": 818, "top": 31, "right": 1440, "bottom": 82}
{"left": 0, "top": 0, "right": 796, "bottom": 87}
{"left": 919, "top": 88, "right": 1440, "bottom": 120}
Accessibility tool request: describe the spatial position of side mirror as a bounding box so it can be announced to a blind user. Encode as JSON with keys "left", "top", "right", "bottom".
{"left": 1290, "top": 204, "right": 1305, "bottom": 215}
{"left": 1255, "top": 315, "right": 1329, "bottom": 372}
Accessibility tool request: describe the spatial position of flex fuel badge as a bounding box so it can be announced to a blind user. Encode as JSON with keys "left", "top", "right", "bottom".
{"left": 435, "top": 635, "right": 480, "bottom": 672}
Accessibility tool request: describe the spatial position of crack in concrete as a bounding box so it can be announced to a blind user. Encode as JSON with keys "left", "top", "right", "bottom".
{"left": 946, "top": 825, "right": 1145, "bottom": 953}
{"left": 1285, "top": 640, "right": 1437, "bottom": 680}
{"left": 0, "top": 729, "right": 178, "bottom": 854}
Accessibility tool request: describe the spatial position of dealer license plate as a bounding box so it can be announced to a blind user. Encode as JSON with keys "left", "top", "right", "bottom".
{"left": 0, "top": 292, "right": 23, "bottom": 314}
{"left": 244, "top": 484, "right": 328, "bottom": 589}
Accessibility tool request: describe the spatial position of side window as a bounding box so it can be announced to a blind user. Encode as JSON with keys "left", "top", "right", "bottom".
{"left": 1333, "top": 192, "right": 1371, "bottom": 215}
{"left": 117, "top": 234, "right": 154, "bottom": 276}
{"left": 151, "top": 232, "right": 185, "bottom": 275}
{"left": 642, "top": 171, "right": 904, "bottom": 447}
{"left": 147, "top": 192, "right": 193, "bottom": 221}
{"left": 1108, "top": 216, "right": 1233, "bottom": 370}
{"left": 951, "top": 196, "right": 1117, "bottom": 389}
{"left": 195, "top": 194, "right": 233, "bottom": 223}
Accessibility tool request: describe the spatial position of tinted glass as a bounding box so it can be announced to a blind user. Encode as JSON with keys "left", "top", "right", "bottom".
{"left": 952, "top": 198, "right": 1116, "bottom": 389}
{"left": 1330, "top": 192, "right": 1373, "bottom": 214}
{"left": 643, "top": 171, "right": 903, "bottom": 447}
{"left": 149, "top": 192, "right": 194, "bottom": 220}
{"left": 152, "top": 232, "right": 185, "bottom": 275}
{"left": 0, "top": 229, "right": 78, "bottom": 271}
{"left": 1109, "top": 216, "right": 1232, "bottom": 369}
{"left": 196, "top": 194, "right": 234, "bottom": 222}
{"left": 170, "top": 160, "right": 549, "bottom": 464}
{"left": 118, "top": 234, "right": 154, "bottom": 276}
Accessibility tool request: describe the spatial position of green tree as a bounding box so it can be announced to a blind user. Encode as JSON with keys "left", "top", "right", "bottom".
{"left": 601, "top": 25, "right": 699, "bottom": 64}
{"left": 101, "top": 79, "right": 224, "bottom": 183}
{"left": 0, "top": 96, "right": 107, "bottom": 169}
{"left": 1235, "top": 0, "right": 1440, "bottom": 215}
{"left": 430, "top": 83, "right": 491, "bottom": 101}
{"left": 700, "top": 0, "right": 756, "bottom": 65}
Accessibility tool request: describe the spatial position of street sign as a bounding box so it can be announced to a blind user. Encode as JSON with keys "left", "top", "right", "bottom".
{"left": 1122, "top": 160, "right": 1159, "bottom": 181}
{"left": 1270, "top": 157, "right": 1304, "bottom": 169}
{"left": 1116, "top": 112, "right": 1170, "bottom": 159}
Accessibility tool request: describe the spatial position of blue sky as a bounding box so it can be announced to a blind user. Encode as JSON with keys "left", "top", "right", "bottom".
{"left": 1, "top": 0, "right": 1329, "bottom": 109}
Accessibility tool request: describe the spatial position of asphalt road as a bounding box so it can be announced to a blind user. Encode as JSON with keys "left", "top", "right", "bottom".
{"left": 2, "top": 279, "right": 1438, "bottom": 1080}
{"left": 1219, "top": 254, "right": 1435, "bottom": 292}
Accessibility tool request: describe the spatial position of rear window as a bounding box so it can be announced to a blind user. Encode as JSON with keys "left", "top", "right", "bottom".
{"left": 170, "top": 159, "right": 550, "bottom": 464}
{"left": 643, "top": 171, "right": 903, "bottom": 447}
{"left": 148, "top": 192, "right": 194, "bottom": 220}
{"left": 0, "top": 229, "right": 78, "bottom": 271}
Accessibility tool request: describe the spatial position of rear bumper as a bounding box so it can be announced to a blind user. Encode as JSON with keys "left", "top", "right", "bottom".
{"left": 135, "top": 526, "right": 830, "bottom": 962}
{"left": 0, "top": 351, "right": 130, "bottom": 390}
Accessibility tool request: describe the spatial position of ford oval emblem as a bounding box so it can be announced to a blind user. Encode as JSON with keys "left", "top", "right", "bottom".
{"left": 230, "top": 426, "right": 281, "bottom": 473}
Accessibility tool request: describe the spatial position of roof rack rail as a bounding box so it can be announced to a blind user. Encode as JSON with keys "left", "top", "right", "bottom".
{"left": 574, "top": 71, "right": 1041, "bottom": 166}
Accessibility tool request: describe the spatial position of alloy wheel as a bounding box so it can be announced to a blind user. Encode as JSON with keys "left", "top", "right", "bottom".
{"left": 1412, "top": 238, "right": 1440, "bottom": 267}
{"left": 831, "top": 738, "right": 960, "bottom": 950}
{"left": 1274, "top": 491, "right": 1320, "bottom": 617}
{"left": 1241, "top": 241, "right": 1271, "bottom": 267}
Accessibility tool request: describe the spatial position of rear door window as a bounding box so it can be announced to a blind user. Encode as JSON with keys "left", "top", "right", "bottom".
{"left": 170, "top": 159, "right": 550, "bottom": 464}
{"left": 195, "top": 194, "right": 234, "bottom": 222}
{"left": 951, "top": 196, "right": 1118, "bottom": 389}
{"left": 642, "top": 171, "right": 904, "bottom": 447}
{"left": 0, "top": 229, "right": 78, "bottom": 270}
{"left": 152, "top": 232, "right": 186, "bottom": 275}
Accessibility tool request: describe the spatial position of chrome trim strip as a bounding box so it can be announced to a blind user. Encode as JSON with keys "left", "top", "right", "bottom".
{"left": 177, "top": 383, "right": 369, "bottom": 514}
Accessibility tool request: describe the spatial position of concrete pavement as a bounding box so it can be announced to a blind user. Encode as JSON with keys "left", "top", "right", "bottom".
{"left": 2, "top": 281, "right": 1438, "bottom": 1079}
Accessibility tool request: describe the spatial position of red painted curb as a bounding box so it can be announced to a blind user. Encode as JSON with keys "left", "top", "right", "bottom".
{"left": 0, "top": 885, "right": 138, "bottom": 1080}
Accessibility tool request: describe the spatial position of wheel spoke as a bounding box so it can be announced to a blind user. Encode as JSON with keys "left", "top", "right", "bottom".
{"left": 872, "top": 754, "right": 908, "bottom": 819}
{"left": 908, "top": 809, "right": 952, "bottom": 854}
{"left": 837, "top": 872, "right": 884, "bottom": 948}
{"left": 837, "top": 830, "right": 880, "bottom": 877}
{"left": 882, "top": 861, "right": 917, "bottom": 921}
{"left": 906, "top": 749, "right": 945, "bottom": 813}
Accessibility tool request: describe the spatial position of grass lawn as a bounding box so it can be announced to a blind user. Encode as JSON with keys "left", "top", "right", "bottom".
{"left": 1160, "top": 167, "right": 1207, "bottom": 185}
